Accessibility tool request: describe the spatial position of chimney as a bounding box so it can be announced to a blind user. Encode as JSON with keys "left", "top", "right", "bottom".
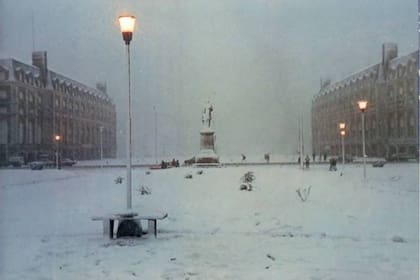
{"left": 96, "top": 82, "right": 107, "bottom": 94}
{"left": 382, "top": 43, "right": 398, "bottom": 66}
{"left": 32, "top": 51, "right": 48, "bottom": 85}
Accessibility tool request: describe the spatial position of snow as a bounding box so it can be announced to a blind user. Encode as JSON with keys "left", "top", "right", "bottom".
{"left": 0, "top": 163, "right": 418, "bottom": 279}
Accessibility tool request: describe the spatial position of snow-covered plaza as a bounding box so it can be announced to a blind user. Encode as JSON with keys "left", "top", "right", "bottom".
{"left": 0, "top": 163, "right": 418, "bottom": 279}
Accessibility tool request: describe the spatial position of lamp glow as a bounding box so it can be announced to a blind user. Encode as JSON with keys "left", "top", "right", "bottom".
{"left": 118, "top": 15, "right": 136, "bottom": 44}
{"left": 357, "top": 100, "right": 368, "bottom": 112}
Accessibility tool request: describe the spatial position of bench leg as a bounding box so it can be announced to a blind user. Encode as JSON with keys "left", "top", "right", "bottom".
{"left": 148, "top": 219, "right": 157, "bottom": 237}
{"left": 109, "top": 219, "right": 114, "bottom": 239}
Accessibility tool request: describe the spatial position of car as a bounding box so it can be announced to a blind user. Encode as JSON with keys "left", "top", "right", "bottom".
{"left": 29, "top": 160, "right": 56, "bottom": 169}
{"left": 372, "top": 160, "right": 386, "bottom": 167}
{"left": 336, "top": 155, "right": 354, "bottom": 163}
{"left": 29, "top": 161, "right": 45, "bottom": 170}
{"left": 388, "top": 153, "right": 416, "bottom": 162}
{"left": 61, "top": 158, "right": 77, "bottom": 166}
{"left": 8, "top": 156, "right": 24, "bottom": 167}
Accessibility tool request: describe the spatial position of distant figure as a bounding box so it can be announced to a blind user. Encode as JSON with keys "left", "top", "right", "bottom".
{"left": 161, "top": 160, "right": 167, "bottom": 169}
{"left": 312, "top": 153, "right": 316, "bottom": 162}
{"left": 329, "top": 158, "right": 337, "bottom": 171}
{"left": 241, "top": 154, "right": 246, "bottom": 162}
{"left": 171, "top": 158, "right": 176, "bottom": 167}
{"left": 264, "top": 153, "right": 270, "bottom": 163}
{"left": 323, "top": 153, "right": 327, "bottom": 162}
{"left": 305, "top": 155, "right": 310, "bottom": 169}
{"left": 298, "top": 156, "right": 301, "bottom": 165}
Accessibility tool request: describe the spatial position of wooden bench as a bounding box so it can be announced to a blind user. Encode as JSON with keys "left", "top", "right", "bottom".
{"left": 92, "top": 212, "right": 168, "bottom": 239}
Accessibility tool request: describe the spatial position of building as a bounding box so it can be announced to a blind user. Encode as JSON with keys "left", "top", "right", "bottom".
{"left": 0, "top": 51, "right": 116, "bottom": 165}
{"left": 311, "top": 43, "right": 418, "bottom": 160}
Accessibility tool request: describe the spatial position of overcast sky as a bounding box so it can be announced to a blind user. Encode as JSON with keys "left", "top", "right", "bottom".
{"left": 0, "top": 0, "right": 417, "bottom": 159}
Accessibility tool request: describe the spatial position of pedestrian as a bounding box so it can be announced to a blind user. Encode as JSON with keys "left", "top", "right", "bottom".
{"left": 305, "top": 155, "right": 310, "bottom": 169}
{"left": 312, "top": 153, "right": 316, "bottom": 162}
{"left": 329, "top": 158, "right": 337, "bottom": 171}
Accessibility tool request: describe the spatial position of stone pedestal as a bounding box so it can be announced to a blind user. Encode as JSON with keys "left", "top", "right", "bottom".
{"left": 196, "top": 128, "right": 219, "bottom": 164}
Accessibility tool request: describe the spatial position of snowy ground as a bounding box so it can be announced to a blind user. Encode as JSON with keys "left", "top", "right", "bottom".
{"left": 0, "top": 163, "right": 418, "bottom": 279}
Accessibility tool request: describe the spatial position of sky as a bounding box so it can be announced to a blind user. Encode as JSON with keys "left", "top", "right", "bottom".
{"left": 0, "top": 0, "right": 417, "bottom": 159}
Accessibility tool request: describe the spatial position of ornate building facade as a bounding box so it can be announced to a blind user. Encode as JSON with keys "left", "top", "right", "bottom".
{"left": 0, "top": 51, "right": 116, "bottom": 164}
{"left": 312, "top": 43, "right": 418, "bottom": 159}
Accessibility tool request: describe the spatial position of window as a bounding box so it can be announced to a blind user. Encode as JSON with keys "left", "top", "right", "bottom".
{"left": 19, "top": 121, "right": 24, "bottom": 144}
{"left": 0, "top": 89, "right": 8, "bottom": 99}
{"left": 28, "top": 122, "right": 33, "bottom": 144}
{"left": 0, "top": 71, "right": 7, "bottom": 81}
{"left": 0, "top": 119, "right": 7, "bottom": 144}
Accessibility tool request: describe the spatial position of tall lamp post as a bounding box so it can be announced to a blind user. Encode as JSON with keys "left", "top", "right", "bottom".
{"left": 357, "top": 100, "right": 368, "bottom": 178}
{"left": 339, "top": 122, "right": 346, "bottom": 166}
{"left": 54, "top": 134, "right": 61, "bottom": 170}
{"left": 119, "top": 15, "right": 136, "bottom": 209}
{"left": 153, "top": 106, "right": 157, "bottom": 164}
{"left": 99, "top": 126, "right": 104, "bottom": 169}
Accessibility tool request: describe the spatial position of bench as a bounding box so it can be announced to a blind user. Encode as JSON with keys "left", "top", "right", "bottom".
{"left": 92, "top": 212, "right": 168, "bottom": 239}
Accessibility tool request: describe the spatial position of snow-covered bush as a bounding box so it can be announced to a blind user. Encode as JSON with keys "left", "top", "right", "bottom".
{"left": 240, "top": 171, "right": 255, "bottom": 191}
{"left": 296, "top": 186, "right": 311, "bottom": 202}
{"left": 114, "top": 176, "right": 124, "bottom": 184}
{"left": 138, "top": 185, "right": 151, "bottom": 195}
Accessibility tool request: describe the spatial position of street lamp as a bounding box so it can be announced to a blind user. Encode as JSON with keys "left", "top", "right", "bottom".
{"left": 54, "top": 134, "right": 61, "bottom": 170}
{"left": 153, "top": 106, "right": 157, "bottom": 164}
{"left": 119, "top": 15, "right": 136, "bottom": 209}
{"left": 99, "top": 126, "right": 104, "bottom": 169}
{"left": 357, "top": 100, "right": 368, "bottom": 178}
{"left": 339, "top": 123, "right": 346, "bottom": 166}
{"left": 339, "top": 127, "right": 346, "bottom": 167}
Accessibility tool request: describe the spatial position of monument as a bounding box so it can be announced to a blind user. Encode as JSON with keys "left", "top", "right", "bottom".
{"left": 195, "top": 101, "right": 219, "bottom": 164}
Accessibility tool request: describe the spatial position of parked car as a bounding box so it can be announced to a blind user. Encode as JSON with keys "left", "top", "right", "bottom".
{"left": 29, "top": 161, "right": 45, "bottom": 170}
{"left": 388, "top": 153, "right": 416, "bottom": 162}
{"left": 372, "top": 160, "right": 386, "bottom": 167}
{"left": 8, "top": 156, "right": 24, "bottom": 167}
{"left": 29, "top": 159, "right": 57, "bottom": 169}
{"left": 61, "top": 158, "right": 77, "bottom": 166}
{"left": 336, "top": 155, "right": 354, "bottom": 163}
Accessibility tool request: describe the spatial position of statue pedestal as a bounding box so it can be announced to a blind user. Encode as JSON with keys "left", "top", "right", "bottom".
{"left": 196, "top": 128, "right": 219, "bottom": 164}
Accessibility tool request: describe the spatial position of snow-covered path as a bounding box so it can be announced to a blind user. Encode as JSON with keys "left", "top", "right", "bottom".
{"left": 0, "top": 163, "right": 418, "bottom": 279}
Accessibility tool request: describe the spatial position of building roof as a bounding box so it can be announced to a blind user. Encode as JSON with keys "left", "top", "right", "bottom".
{"left": 0, "top": 58, "right": 112, "bottom": 103}
{"left": 315, "top": 49, "right": 418, "bottom": 100}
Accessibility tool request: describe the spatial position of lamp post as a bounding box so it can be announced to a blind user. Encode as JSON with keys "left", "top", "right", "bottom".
{"left": 54, "top": 134, "right": 61, "bottom": 170}
{"left": 119, "top": 15, "right": 136, "bottom": 209}
{"left": 357, "top": 100, "right": 368, "bottom": 178}
{"left": 99, "top": 126, "right": 104, "bottom": 169}
{"left": 339, "top": 122, "right": 346, "bottom": 166}
{"left": 153, "top": 106, "right": 157, "bottom": 164}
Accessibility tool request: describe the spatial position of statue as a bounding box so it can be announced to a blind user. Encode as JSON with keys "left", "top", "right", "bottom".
{"left": 201, "top": 101, "right": 213, "bottom": 128}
